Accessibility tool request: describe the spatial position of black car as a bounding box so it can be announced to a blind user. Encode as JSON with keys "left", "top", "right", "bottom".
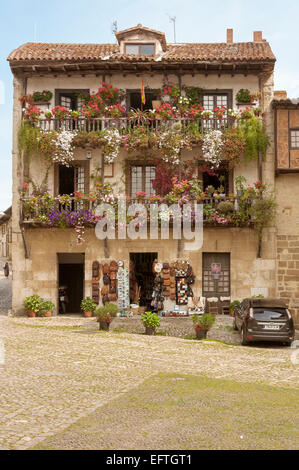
{"left": 234, "top": 298, "right": 295, "bottom": 346}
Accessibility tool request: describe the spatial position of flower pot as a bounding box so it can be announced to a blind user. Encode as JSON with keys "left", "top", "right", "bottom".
{"left": 195, "top": 329, "right": 208, "bottom": 339}
{"left": 145, "top": 327, "right": 155, "bottom": 335}
{"left": 152, "top": 100, "right": 161, "bottom": 109}
{"left": 99, "top": 321, "right": 110, "bottom": 331}
{"left": 84, "top": 311, "right": 93, "bottom": 318}
{"left": 45, "top": 310, "right": 52, "bottom": 317}
{"left": 28, "top": 310, "right": 36, "bottom": 318}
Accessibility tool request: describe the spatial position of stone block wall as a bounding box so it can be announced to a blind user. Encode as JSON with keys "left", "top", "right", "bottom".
{"left": 277, "top": 235, "right": 299, "bottom": 326}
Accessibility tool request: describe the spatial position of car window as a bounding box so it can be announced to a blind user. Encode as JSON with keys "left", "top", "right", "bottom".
{"left": 253, "top": 308, "right": 288, "bottom": 321}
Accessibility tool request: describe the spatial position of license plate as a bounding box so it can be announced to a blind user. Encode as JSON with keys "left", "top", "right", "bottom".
{"left": 60, "top": 296, "right": 65, "bottom": 301}
{"left": 263, "top": 324, "right": 280, "bottom": 330}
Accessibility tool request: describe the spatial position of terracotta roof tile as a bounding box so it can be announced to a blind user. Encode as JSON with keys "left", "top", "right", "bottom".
{"left": 8, "top": 41, "right": 275, "bottom": 64}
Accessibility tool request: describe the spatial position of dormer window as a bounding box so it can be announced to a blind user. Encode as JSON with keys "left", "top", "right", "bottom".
{"left": 125, "top": 43, "right": 155, "bottom": 55}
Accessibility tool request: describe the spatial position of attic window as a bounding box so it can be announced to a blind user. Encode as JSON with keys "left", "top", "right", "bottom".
{"left": 125, "top": 43, "right": 155, "bottom": 55}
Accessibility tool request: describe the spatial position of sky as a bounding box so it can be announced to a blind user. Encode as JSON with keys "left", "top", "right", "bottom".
{"left": 0, "top": 0, "right": 298, "bottom": 211}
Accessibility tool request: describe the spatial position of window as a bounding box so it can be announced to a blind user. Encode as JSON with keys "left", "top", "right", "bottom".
{"left": 203, "top": 94, "right": 229, "bottom": 111}
{"left": 125, "top": 43, "right": 155, "bottom": 55}
{"left": 130, "top": 165, "right": 156, "bottom": 196}
{"left": 200, "top": 166, "right": 231, "bottom": 195}
{"left": 127, "top": 90, "right": 154, "bottom": 111}
{"left": 290, "top": 130, "right": 299, "bottom": 149}
{"left": 55, "top": 161, "right": 90, "bottom": 209}
{"left": 55, "top": 89, "right": 90, "bottom": 111}
{"left": 202, "top": 92, "right": 231, "bottom": 129}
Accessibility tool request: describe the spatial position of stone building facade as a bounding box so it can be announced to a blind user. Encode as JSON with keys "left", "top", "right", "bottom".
{"left": 8, "top": 25, "right": 289, "bottom": 322}
{"left": 0, "top": 207, "right": 12, "bottom": 260}
{"left": 273, "top": 97, "right": 299, "bottom": 325}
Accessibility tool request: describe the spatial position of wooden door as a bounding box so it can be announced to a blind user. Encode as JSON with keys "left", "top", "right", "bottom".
{"left": 202, "top": 253, "right": 230, "bottom": 302}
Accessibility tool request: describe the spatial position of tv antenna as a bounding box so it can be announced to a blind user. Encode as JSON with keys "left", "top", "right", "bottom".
{"left": 169, "top": 16, "right": 176, "bottom": 43}
{"left": 112, "top": 20, "right": 118, "bottom": 35}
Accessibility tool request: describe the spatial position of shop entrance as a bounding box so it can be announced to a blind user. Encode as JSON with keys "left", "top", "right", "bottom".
{"left": 130, "top": 252, "right": 157, "bottom": 309}
{"left": 202, "top": 252, "right": 230, "bottom": 312}
{"left": 57, "top": 253, "right": 85, "bottom": 314}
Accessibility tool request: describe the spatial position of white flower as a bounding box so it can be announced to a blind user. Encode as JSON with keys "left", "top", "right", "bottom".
{"left": 202, "top": 130, "right": 224, "bottom": 168}
{"left": 102, "top": 129, "right": 121, "bottom": 164}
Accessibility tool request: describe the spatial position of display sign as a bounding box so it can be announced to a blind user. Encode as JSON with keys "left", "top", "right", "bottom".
{"left": 211, "top": 263, "right": 222, "bottom": 280}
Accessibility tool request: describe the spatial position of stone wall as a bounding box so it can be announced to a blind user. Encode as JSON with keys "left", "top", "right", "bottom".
{"left": 12, "top": 225, "right": 276, "bottom": 315}
{"left": 277, "top": 235, "right": 299, "bottom": 326}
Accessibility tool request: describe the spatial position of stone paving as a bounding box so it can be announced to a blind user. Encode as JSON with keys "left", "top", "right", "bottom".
{"left": 0, "top": 315, "right": 298, "bottom": 450}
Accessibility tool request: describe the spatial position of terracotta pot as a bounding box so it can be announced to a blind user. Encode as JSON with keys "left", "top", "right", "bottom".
{"left": 45, "top": 310, "right": 52, "bottom": 317}
{"left": 84, "top": 311, "right": 93, "bottom": 318}
{"left": 145, "top": 327, "right": 155, "bottom": 335}
{"left": 99, "top": 321, "right": 110, "bottom": 331}
{"left": 195, "top": 329, "right": 208, "bottom": 339}
{"left": 28, "top": 310, "right": 36, "bottom": 318}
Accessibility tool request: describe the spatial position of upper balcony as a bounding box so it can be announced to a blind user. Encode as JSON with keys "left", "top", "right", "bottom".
{"left": 28, "top": 116, "right": 235, "bottom": 134}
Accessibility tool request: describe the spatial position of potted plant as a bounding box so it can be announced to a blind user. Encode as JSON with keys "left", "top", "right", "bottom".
{"left": 135, "top": 191, "right": 147, "bottom": 202}
{"left": 19, "top": 94, "right": 34, "bottom": 106}
{"left": 40, "top": 300, "right": 54, "bottom": 317}
{"left": 192, "top": 313, "right": 215, "bottom": 339}
{"left": 80, "top": 297, "right": 97, "bottom": 318}
{"left": 236, "top": 88, "right": 251, "bottom": 104}
{"left": 33, "top": 90, "right": 53, "bottom": 103}
{"left": 70, "top": 110, "right": 80, "bottom": 121}
{"left": 141, "top": 311, "right": 161, "bottom": 335}
{"left": 51, "top": 105, "right": 69, "bottom": 120}
{"left": 96, "top": 302, "right": 118, "bottom": 330}
{"left": 23, "top": 294, "right": 42, "bottom": 317}
{"left": 249, "top": 92, "right": 261, "bottom": 104}
{"left": 229, "top": 300, "right": 241, "bottom": 317}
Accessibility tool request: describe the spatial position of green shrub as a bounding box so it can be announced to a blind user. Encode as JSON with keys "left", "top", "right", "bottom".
{"left": 141, "top": 311, "right": 161, "bottom": 330}
{"left": 23, "top": 295, "right": 42, "bottom": 313}
{"left": 217, "top": 201, "right": 235, "bottom": 214}
{"left": 192, "top": 313, "right": 215, "bottom": 331}
{"left": 39, "top": 300, "right": 55, "bottom": 316}
{"left": 80, "top": 297, "right": 97, "bottom": 313}
{"left": 95, "top": 302, "right": 118, "bottom": 322}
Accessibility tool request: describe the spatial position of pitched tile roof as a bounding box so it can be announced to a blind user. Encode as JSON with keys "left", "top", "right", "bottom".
{"left": 8, "top": 41, "right": 275, "bottom": 65}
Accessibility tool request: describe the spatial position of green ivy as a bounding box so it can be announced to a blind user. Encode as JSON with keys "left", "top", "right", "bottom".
{"left": 240, "top": 115, "right": 269, "bottom": 161}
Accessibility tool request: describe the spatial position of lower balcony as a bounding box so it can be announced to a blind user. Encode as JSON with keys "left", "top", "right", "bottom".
{"left": 21, "top": 194, "right": 252, "bottom": 228}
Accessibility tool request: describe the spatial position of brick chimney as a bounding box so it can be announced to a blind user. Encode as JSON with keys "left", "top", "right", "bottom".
{"left": 253, "top": 31, "right": 263, "bottom": 42}
{"left": 226, "top": 28, "right": 233, "bottom": 43}
{"left": 274, "top": 90, "right": 287, "bottom": 100}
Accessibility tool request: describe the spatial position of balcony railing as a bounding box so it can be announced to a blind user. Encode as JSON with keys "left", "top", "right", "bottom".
{"left": 31, "top": 116, "right": 234, "bottom": 133}
{"left": 21, "top": 195, "right": 251, "bottom": 226}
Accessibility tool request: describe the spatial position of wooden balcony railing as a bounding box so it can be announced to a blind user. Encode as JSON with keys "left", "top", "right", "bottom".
{"left": 31, "top": 116, "right": 234, "bottom": 133}
{"left": 21, "top": 195, "right": 251, "bottom": 226}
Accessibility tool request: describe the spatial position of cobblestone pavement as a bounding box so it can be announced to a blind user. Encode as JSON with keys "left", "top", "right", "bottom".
{"left": 0, "top": 315, "right": 298, "bottom": 450}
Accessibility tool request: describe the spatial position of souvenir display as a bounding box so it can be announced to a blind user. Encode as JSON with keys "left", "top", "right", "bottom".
{"left": 151, "top": 274, "right": 164, "bottom": 313}
{"left": 91, "top": 261, "right": 100, "bottom": 304}
{"left": 176, "top": 277, "right": 189, "bottom": 305}
{"left": 117, "top": 267, "right": 130, "bottom": 311}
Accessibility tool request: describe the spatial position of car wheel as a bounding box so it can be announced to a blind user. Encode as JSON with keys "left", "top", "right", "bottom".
{"left": 233, "top": 318, "right": 238, "bottom": 331}
{"left": 241, "top": 326, "right": 248, "bottom": 346}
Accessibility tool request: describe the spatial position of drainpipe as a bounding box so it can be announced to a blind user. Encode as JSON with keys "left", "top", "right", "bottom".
{"left": 177, "top": 151, "right": 182, "bottom": 258}
{"left": 101, "top": 153, "right": 110, "bottom": 258}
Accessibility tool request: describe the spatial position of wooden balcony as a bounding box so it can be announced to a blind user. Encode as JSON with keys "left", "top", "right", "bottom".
{"left": 21, "top": 195, "right": 251, "bottom": 227}
{"left": 31, "top": 116, "right": 234, "bottom": 133}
